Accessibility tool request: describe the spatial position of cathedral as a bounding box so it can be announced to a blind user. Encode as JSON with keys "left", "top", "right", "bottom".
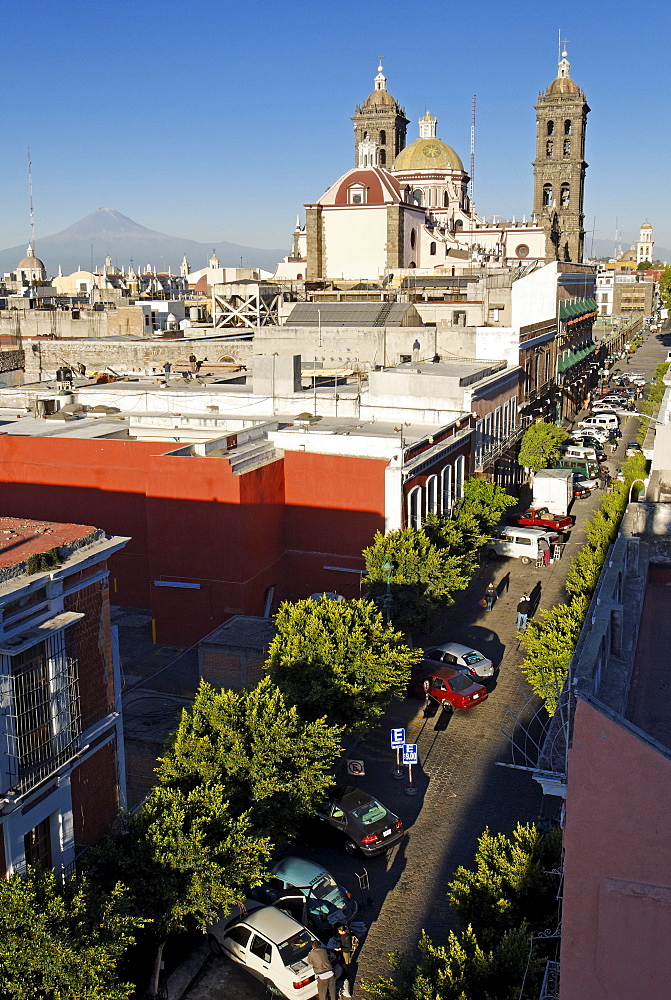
{"left": 276, "top": 51, "right": 588, "bottom": 282}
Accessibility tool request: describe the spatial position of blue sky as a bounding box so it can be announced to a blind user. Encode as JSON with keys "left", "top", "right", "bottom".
{"left": 1, "top": 0, "right": 669, "bottom": 260}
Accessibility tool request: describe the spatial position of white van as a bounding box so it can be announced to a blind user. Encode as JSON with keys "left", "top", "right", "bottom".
{"left": 488, "top": 526, "right": 559, "bottom": 565}
{"left": 561, "top": 442, "right": 599, "bottom": 463}
{"left": 579, "top": 412, "right": 620, "bottom": 431}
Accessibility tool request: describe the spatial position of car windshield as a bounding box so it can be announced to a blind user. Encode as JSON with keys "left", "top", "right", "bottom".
{"left": 462, "top": 651, "right": 484, "bottom": 665}
{"left": 278, "top": 929, "right": 313, "bottom": 966}
{"left": 350, "top": 798, "right": 388, "bottom": 826}
{"left": 449, "top": 673, "right": 473, "bottom": 692}
{"left": 309, "top": 874, "right": 338, "bottom": 900}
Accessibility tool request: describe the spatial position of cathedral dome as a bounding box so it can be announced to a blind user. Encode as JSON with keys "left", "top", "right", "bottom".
{"left": 547, "top": 75, "right": 580, "bottom": 95}
{"left": 393, "top": 137, "right": 464, "bottom": 171}
{"left": 18, "top": 253, "right": 45, "bottom": 269}
{"left": 362, "top": 88, "right": 397, "bottom": 108}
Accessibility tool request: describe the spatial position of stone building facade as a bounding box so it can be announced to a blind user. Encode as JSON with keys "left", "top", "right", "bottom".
{"left": 532, "top": 47, "right": 589, "bottom": 263}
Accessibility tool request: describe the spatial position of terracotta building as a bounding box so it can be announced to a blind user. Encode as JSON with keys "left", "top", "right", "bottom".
{"left": 0, "top": 517, "right": 128, "bottom": 877}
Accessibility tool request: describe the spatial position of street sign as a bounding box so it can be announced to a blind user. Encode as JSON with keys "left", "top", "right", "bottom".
{"left": 402, "top": 743, "right": 418, "bottom": 764}
{"left": 346, "top": 759, "right": 365, "bottom": 776}
{"left": 390, "top": 727, "right": 405, "bottom": 748}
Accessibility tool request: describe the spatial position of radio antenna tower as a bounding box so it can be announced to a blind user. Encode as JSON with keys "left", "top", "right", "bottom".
{"left": 469, "top": 95, "right": 476, "bottom": 216}
{"left": 27, "top": 148, "right": 35, "bottom": 252}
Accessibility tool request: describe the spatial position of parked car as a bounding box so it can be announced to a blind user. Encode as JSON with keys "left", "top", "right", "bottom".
{"left": 423, "top": 641, "right": 495, "bottom": 679}
{"left": 487, "top": 526, "right": 559, "bottom": 564}
{"left": 207, "top": 903, "right": 322, "bottom": 999}
{"left": 252, "top": 857, "right": 357, "bottom": 935}
{"left": 625, "top": 441, "right": 643, "bottom": 457}
{"left": 314, "top": 787, "right": 404, "bottom": 856}
{"left": 420, "top": 665, "right": 488, "bottom": 712}
{"left": 574, "top": 472, "right": 599, "bottom": 491}
{"left": 567, "top": 438, "right": 606, "bottom": 461}
{"left": 573, "top": 483, "right": 591, "bottom": 500}
{"left": 507, "top": 507, "right": 574, "bottom": 532}
{"left": 571, "top": 427, "right": 610, "bottom": 445}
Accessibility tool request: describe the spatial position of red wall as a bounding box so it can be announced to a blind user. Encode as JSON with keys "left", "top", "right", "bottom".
{"left": 0, "top": 438, "right": 387, "bottom": 645}
{"left": 70, "top": 741, "right": 120, "bottom": 847}
{"left": 561, "top": 700, "right": 671, "bottom": 999}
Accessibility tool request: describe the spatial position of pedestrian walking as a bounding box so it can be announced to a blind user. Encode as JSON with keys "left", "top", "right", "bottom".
{"left": 162, "top": 361, "right": 171, "bottom": 383}
{"left": 189, "top": 353, "right": 197, "bottom": 376}
{"left": 484, "top": 582, "right": 497, "bottom": 612}
{"left": 310, "top": 940, "right": 337, "bottom": 1000}
{"left": 516, "top": 593, "right": 531, "bottom": 630}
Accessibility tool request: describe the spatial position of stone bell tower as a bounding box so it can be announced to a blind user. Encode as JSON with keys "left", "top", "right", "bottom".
{"left": 351, "top": 62, "right": 409, "bottom": 169}
{"left": 532, "top": 45, "right": 589, "bottom": 262}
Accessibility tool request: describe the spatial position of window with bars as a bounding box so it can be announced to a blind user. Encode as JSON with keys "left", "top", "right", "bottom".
{"left": 3, "top": 632, "right": 81, "bottom": 792}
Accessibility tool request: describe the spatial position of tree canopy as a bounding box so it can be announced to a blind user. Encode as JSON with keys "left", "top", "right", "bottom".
{"left": 266, "top": 597, "right": 421, "bottom": 730}
{"left": 659, "top": 267, "right": 671, "bottom": 310}
{"left": 0, "top": 867, "right": 140, "bottom": 1000}
{"left": 518, "top": 422, "right": 568, "bottom": 472}
{"left": 157, "top": 676, "right": 342, "bottom": 842}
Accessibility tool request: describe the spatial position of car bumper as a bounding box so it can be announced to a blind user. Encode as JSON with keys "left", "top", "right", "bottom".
{"left": 357, "top": 829, "right": 405, "bottom": 855}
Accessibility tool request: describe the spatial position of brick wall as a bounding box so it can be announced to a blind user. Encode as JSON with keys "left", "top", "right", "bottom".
{"left": 64, "top": 577, "right": 114, "bottom": 728}
{"left": 200, "top": 649, "right": 265, "bottom": 689}
{"left": 70, "top": 741, "right": 119, "bottom": 846}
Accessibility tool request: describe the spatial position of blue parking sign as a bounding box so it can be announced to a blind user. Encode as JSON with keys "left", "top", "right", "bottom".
{"left": 403, "top": 743, "right": 418, "bottom": 764}
{"left": 390, "top": 727, "right": 405, "bottom": 748}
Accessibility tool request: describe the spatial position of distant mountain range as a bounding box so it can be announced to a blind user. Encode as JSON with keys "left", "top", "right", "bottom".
{"left": 0, "top": 208, "right": 286, "bottom": 276}
{"left": 588, "top": 236, "right": 669, "bottom": 263}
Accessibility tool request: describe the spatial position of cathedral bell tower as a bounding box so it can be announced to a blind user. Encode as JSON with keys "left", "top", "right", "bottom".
{"left": 533, "top": 46, "right": 589, "bottom": 262}
{"left": 351, "top": 62, "right": 409, "bottom": 169}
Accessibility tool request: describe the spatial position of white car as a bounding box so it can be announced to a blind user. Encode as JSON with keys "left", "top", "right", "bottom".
{"left": 571, "top": 427, "right": 609, "bottom": 444}
{"left": 207, "top": 903, "right": 322, "bottom": 999}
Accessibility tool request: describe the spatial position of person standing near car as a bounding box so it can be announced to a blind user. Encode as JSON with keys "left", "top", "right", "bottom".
{"left": 484, "top": 582, "right": 497, "bottom": 612}
{"left": 327, "top": 924, "right": 356, "bottom": 998}
{"left": 516, "top": 593, "right": 531, "bottom": 630}
{"left": 310, "top": 939, "right": 337, "bottom": 1000}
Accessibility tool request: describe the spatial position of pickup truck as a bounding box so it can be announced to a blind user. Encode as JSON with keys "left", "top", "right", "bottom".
{"left": 507, "top": 507, "right": 574, "bottom": 532}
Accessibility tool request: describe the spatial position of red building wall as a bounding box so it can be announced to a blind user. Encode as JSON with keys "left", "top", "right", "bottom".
{"left": 70, "top": 741, "right": 120, "bottom": 847}
{"left": 65, "top": 575, "right": 115, "bottom": 728}
{"left": 561, "top": 699, "right": 671, "bottom": 999}
{"left": 0, "top": 438, "right": 388, "bottom": 644}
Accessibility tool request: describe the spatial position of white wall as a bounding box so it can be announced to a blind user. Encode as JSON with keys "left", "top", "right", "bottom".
{"left": 511, "top": 261, "right": 558, "bottom": 330}
{"left": 323, "top": 207, "right": 388, "bottom": 280}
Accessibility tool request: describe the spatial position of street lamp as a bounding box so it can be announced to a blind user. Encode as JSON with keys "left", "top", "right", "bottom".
{"left": 381, "top": 557, "right": 394, "bottom": 623}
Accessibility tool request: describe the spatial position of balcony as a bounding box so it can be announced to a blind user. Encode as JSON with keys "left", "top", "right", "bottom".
{"left": 539, "top": 960, "right": 560, "bottom": 1000}
{"left": 474, "top": 424, "right": 524, "bottom": 472}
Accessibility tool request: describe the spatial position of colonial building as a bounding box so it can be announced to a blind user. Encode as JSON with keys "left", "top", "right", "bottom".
{"left": 532, "top": 47, "right": 590, "bottom": 263}
{"left": 0, "top": 518, "right": 128, "bottom": 877}
{"left": 351, "top": 62, "right": 409, "bottom": 168}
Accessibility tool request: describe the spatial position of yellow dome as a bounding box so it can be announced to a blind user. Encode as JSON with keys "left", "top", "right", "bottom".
{"left": 393, "top": 137, "right": 464, "bottom": 171}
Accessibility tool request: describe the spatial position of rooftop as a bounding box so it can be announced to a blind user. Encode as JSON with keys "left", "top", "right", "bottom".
{"left": 0, "top": 516, "right": 100, "bottom": 570}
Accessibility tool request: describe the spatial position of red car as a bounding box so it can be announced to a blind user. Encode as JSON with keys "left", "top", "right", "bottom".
{"left": 573, "top": 485, "right": 591, "bottom": 500}
{"left": 507, "top": 507, "right": 574, "bottom": 532}
{"left": 418, "top": 666, "right": 488, "bottom": 712}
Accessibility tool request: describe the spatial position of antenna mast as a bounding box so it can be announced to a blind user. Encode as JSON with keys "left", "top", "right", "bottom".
{"left": 27, "top": 148, "right": 35, "bottom": 251}
{"left": 469, "top": 94, "right": 476, "bottom": 216}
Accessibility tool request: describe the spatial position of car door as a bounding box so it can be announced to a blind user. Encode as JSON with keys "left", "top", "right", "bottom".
{"left": 224, "top": 924, "right": 252, "bottom": 964}
{"left": 247, "top": 933, "right": 274, "bottom": 980}
{"left": 430, "top": 676, "right": 447, "bottom": 703}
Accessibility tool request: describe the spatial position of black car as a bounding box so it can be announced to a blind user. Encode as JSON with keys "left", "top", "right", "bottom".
{"left": 314, "top": 786, "right": 404, "bottom": 856}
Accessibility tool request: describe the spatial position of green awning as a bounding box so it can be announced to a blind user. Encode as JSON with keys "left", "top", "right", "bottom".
{"left": 557, "top": 343, "right": 597, "bottom": 373}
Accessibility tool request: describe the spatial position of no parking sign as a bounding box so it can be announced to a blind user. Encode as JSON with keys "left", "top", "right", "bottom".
{"left": 346, "top": 759, "right": 365, "bottom": 776}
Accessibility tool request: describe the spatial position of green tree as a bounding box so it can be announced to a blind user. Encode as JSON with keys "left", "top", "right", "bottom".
{"left": 364, "top": 527, "right": 474, "bottom": 628}
{"left": 447, "top": 823, "right": 563, "bottom": 949}
{"left": 518, "top": 598, "right": 588, "bottom": 713}
{"left": 518, "top": 422, "right": 568, "bottom": 472}
{"left": 453, "top": 478, "right": 517, "bottom": 531}
{"left": 266, "top": 597, "right": 421, "bottom": 730}
{"left": 87, "top": 784, "right": 271, "bottom": 996}
{"left": 0, "top": 867, "right": 139, "bottom": 1000}
{"left": 636, "top": 259, "right": 651, "bottom": 270}
{"left": 361, "top": 925, "right": 542, "bottom": 1000}
{"left": 659, "top": 267, "right": 671, "bottom": 310}
{"left": 157, "top": 676, "right": 342, "bottom": 842}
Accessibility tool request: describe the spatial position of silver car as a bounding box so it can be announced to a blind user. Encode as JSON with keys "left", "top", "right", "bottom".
{"left": 424, "top": 641, "right": 495, "bottom": 679}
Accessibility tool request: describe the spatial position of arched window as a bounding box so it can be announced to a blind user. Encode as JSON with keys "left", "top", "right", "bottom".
{"left": 454, "top": 455, "right": 465, "bottom": 499}
{"left": 379, "top": 149, "right": 386, "bottom": 166}
{"left": 443, "top": 190, "right": 449, "bottom": 207}
{"left": 379, "top": 129, "right": 386, "bottom": 145}
{"left": 363, "top": 130, "right": 369, "bottom": 140}
{"left": 561, "top": 184, "right": 570, "bottom": 207}
{"left": 441, "top": 465, "right": 453, "bottom": 513}
{"left": 546, "top": 139, "right": 553, "bottom": 156}
{"left": 563, "top": 137, "right": 571, "bottom": 156}
{"left": 543, "top": 183, "right": 553, "bottom": 206}
{"left": 408, "top": 261, "right": 417, "bottom": 268}
{"left": 564, "top": 119, "right": 572, "bottom": 135}
{"left": 412, "top": 189, "right": 423, "bottom": 206}
{"left": 454, "top": 219, "right": 463, "bottom": 231}
{"left": 408, "top": 486, "right": 422, "bottom": 529}
{"left": 426, "top": 475, "right": 438, "bottom": 515}
{"left": 410, "top": 229, "right": 416, "bottom": 249}
{"left": 546, "top": 120, "right": 554, "bottom": 136}
{"left": 430, "top": 242, "right": 436, "bottom": 255}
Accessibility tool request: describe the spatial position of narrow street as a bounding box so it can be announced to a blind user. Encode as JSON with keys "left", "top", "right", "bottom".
{"left": 181, "top": 325, "right": 666, "bottom": 1000}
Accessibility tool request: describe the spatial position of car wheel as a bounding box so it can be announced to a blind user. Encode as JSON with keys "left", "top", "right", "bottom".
{"left": 208, "top": 934, "right": 226, "bottom": 957}
{"left": 441, "top": 701, "right": 453, "bottom": 714}
{"left": 344, "top": 839, "right": 359, "bottom": 857}
{"left": 264, "top": 979, "right": 282, "bottom": 997}
{"left": 520, "top": 556, "right": 531, "bottom": 565}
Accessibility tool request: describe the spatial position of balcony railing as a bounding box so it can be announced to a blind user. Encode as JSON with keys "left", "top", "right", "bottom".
{"left": 539, "top": 960, "right": 560, "bottom": 1000}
